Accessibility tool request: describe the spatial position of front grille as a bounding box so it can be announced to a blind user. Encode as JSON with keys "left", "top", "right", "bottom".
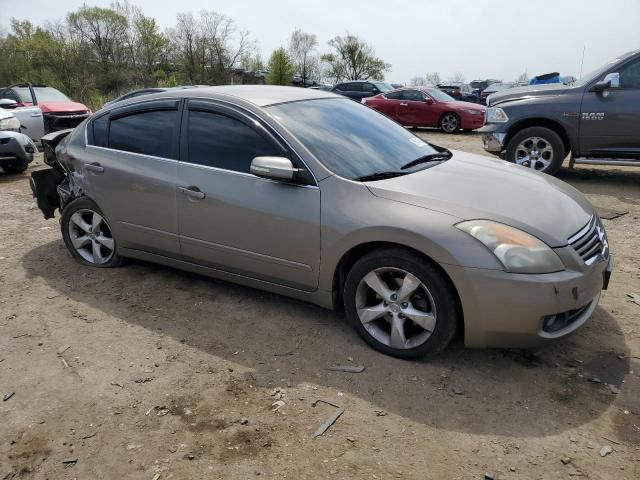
{"left": 542, "top": 302, "right": 591, "bottom": 333}
{"left": 568, "top": 215, "right": 608, "bottom": 265}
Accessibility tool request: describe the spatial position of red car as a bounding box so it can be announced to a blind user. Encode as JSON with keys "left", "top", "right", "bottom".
{"left": 0, "top": 83, "right": 91, "bottom": 133}
{"left": 361, "top": 87, "right": 486, "bottom": 133}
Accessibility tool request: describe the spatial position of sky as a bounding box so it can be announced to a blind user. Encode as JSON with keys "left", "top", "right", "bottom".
{"left": 1, "top": 0, "right": 639, "bottom": 84}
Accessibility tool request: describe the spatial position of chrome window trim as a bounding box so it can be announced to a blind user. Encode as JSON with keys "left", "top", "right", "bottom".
{"left": 85, "top": 94, "right": 319, "bottom": 187}
{"left": 85, "top": 144, "right": 178, "bottom": 164}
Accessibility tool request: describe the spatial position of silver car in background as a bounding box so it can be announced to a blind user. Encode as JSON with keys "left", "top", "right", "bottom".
{"left": 30, "top": 86, "right": 613, "bottom": 358}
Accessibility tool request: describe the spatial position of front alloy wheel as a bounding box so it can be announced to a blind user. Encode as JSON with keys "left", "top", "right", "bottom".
{"left": 356, "top": 268, "right": 437, "bottom": 350}
{"left": 514, "top": 136, "right": 554, "bottom": 171}
{"left": 440, "top": 113, "right": 460, "bottom": 133}
{"left": 344, "top": 249, "right": 458, "bottom": 358}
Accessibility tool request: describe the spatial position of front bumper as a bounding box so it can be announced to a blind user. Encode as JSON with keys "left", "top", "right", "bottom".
{"left": 460, "top": 116, "right": 486, "bottom": 130}
{"left": 0, "top": 131, "right": 37, "bottom": 167}
{"left": 442, "top": 253, "right": 612, "bottom": 348}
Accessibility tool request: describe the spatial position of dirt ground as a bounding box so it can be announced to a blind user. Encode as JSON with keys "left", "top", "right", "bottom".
{"left": 1, "top": 130, "right": 639, "bottom": 480}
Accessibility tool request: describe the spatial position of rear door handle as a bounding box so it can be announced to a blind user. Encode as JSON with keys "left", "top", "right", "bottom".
{"left": 399, "top": 102, "right": 408, "bottom": 106}
{"left": 179, "top": 186, "right": 205, "bottom": 199}
{"left": 84, "top": 162, "right": 104, "bottom": 173}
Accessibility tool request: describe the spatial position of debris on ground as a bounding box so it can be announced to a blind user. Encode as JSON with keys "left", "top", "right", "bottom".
{"left": 151, "top": 474, "right": 161, "bottom": 480}
{"left": 452, "top": 385, "right": 465, "bottom": 395}
{"left": 57, "top": 345, "right": 71, "bottom": 355}
{"left": 183, "top": 452, "right": 195, "bottom": 460}
{"left": 239, "top": 417, "right": 249, "bottom": 425}
{"left": 561, "top": 456, "right": 572, "bottom": 464}
{"left": 588, "top": 377, "right": 602, "bottom": 384}
{"left": 3, "top": 392, "right": 15, "bottom": 401}
{"left": 596, "top": 207, "right": 628, "bottom": 220}
{"left": 312, "top": 399, "right": 341, "bottom": 409}
{"left": 272, "top": 400, "right": 285, "bottom": 412}
{"left": 312, "top": 408, "right": 344, "bottom": 438}
{"left": 607, "top": 384, "right": 620, "bottom": 394}
{"left": 599, "top": 445, "right": 613, "bottom": 457}
{"left": 327, "top": 365, "right": 366, "bottom": 373}
{"left": 62, "top": 458, "right": 78, "bottom": 465}
{"left": 626, "top": 293, "right": 640, "bottom": 306}
{"left": 134, "top": 376, "right": 155, "bottom": 383}
{"left": 375, "top": 410, "right": 387, "bottom": 417}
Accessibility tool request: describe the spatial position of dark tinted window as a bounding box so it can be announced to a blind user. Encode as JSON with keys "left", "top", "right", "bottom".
{"left": 92, "top": 114, "right": 108, "bottom": 147}
{"left": 108, "top": 109, "right": 177, "bottom": 158}
{"left": 187, "top": 110, "right": 281, "bottom": 173}
{"left": 343, "top": 83, "right": 362, "bottom": 92}
{"left": 269, "top": 99, "right": 439, "bottom": 180}
{"left": 385, "top": 91, "right": 403, "bottom": 100}
{"left": 1, "top": 89, "right": 20, "bottom": 102}
{"left": 362, "top": 83, "right": 375, "bottom": 92}
{"left": 403, "top": 90, "right": 425, "bottom": 101}
{"left": 619, "top": 58, "right": 640, "bottom": 89}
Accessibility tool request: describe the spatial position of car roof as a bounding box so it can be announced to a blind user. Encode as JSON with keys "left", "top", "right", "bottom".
{"left": 123, "top": 85, "right": 340, "bottom": 108}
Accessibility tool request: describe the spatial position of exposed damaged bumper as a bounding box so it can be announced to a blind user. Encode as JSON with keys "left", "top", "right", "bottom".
{"left": 44, "top": 112, "right": 90, "bottom": 133}
{"left": 0, "top": 131, "right": 37, "bottom": 167}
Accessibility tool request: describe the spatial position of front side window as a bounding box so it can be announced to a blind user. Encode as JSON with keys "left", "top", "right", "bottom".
{"left": 1, "top": 89, "right": 20, "bottom": 102}
{"left": 92, "top": 114, "right": 108, "bottom": 147}
{"left": 186, "top": 110, "right": 282, "bottom": 173}
{"left": 403, "top": 90, "right": 425, "bottom": 102}
{"left": 384, "top": 91, "right": 403, "bottom": 100}
{"left": 345, "top": 83, "right": 362, "bottom": 92}
{"left": 108, "top": 109, "right": 177, "bottom": 158}
{"left": 362, "top": 83, "right": 375, "bottom": 92}
{"left": 425, "top": 88, "right": 454, "bottom": 102}
{"left": 269, "top": 98, "right": 440, "bottom": 180}
{"left": 619, "top": 58, "right": 640, "bottom": 89}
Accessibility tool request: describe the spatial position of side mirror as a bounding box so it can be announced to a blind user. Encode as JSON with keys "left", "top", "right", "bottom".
{"left": 590, "top": 72, "right": 620, "bottom": 93}
{"left": 250, "top": 156, "right": 298, "bottom": 181}
{"left": 371, "top": 88, "right": 379, "bottom": 94}
{"left": 424, "top": 98, "right": 434, "bottom": 105}
{"left": 0, "top": 98, "right": 18, "bottom": 109}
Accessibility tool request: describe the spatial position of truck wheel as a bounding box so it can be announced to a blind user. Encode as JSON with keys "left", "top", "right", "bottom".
{"left": 506, "top": 127, "right": 565, "bottom": 175}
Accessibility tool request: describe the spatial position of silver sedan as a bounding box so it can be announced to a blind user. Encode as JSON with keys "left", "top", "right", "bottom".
{"left": 30, "top": 86, "right": 613, "bottom": 358}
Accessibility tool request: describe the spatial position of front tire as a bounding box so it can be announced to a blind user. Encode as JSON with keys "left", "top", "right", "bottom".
{"left": 343, "top": 249, "right": 458, "bottom": 359}
{"left": 60, "top": 197, "right": 123, "bottom": 268}
{"left": 440, "top": 112, "right": 460, "bottom": 133}
{"left": 506, "top": 126, "right": 565, "bottom": 175}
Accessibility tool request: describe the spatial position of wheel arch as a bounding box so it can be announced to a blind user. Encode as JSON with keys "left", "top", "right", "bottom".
{"left": 505, "top": 118, "right": 572, "bottom": 156}
{"left": 331, "top": 241, "right": 465, "bottom": 336}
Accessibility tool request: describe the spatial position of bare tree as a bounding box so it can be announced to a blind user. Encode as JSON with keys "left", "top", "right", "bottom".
{"left": 288, "top": 29, "right": 318, "bottom": 84}
{"left": 321, "top": 34, "right": 390, "bottom": 82}
{"left": 516, "top": 70, "right": 529, "bottom": 83}
{"left": 449, "top": 71, "right": 465, "bottom": 83}
{"left": 424, "top": 72, "right": 441, "bottom": 85}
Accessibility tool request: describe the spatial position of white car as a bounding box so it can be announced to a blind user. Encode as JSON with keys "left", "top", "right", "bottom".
{"left": 0, "top": 107, "right": 37, "bottom": 173}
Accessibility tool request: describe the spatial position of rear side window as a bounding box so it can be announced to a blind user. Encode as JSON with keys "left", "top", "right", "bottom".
{"left": 108, "top": 109, "right": 178, "bottom": 158}
{"left": 362, "top": 83, "right": 375, "bottom": 92}
{"left": 92, "top": 114, "right": 108, "bottom": 147}
{"left": 186, "top": 110, "right": 282, "bottom": 173}
{"left": 344, "top": 83, "right": 362, "bottom": 92}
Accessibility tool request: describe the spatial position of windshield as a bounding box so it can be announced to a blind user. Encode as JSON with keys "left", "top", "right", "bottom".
{"left": 426, "top": 88, "right": 455, "bottom": 102}
{"left": 373, "top": 82, "right": 393, "bottom": 92}
{"left": 572, "top": 57, "right": 622, "bottom": 87}
{"left": 15, "top": 86, "right": 71, "bottom": 103}
{"left": 269, "top": 98, "right": 440, "bottom": 181}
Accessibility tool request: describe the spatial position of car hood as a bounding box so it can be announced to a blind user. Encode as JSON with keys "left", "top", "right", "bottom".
{"left": 487, "top": 84, "right": 572, "bottom": 106}
{"left": 38, "top": 101, "right": 89, "bottom": 113}
{"left": 365, "top": 150, "right": 593, "bottom": 247}
{"left": 445, "top": 100, "right": 486, "bottom": 111}
{"left": 0, "top": 108, "right": 14, "bottom": 121}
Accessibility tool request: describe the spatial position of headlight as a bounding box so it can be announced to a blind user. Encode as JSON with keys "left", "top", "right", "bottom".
{"left": 486, "top": 107, "right": 509, "bottom": 123}
{"left": 0, "top": 116, "right": 21, "bottom": 132}
{"left": 456, "top": 220, "right": 564, "bottom": 273}
{"left": 463, "top": 109, "right": 482, "bottom": 115}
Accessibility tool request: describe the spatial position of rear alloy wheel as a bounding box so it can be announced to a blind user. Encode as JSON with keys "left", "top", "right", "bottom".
{"left": 344, "top": 249, "right": 458, "bottom": 359}
{"left": 506, "top": 126, "right": 565, "bottom": 175}
{"left": 61, "top": 197, "right": 123, "bottom": 268}
{"left": 440, "top": 113, "right": 460, "bottom": 133}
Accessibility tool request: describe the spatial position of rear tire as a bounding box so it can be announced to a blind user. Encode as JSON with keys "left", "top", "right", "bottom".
{"left": 61, "top": 197, "right": 123, "bottom": 268}
{"left": 343, "top": 248, "right": 458, "bottom": 359}
{"left": 506, "top": 126, "right": 565, "bottom": 175}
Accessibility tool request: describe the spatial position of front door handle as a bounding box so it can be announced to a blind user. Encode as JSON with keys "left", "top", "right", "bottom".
{"left": 84, "top": 162, "right": 104, "bottom": 173}
{"left": 179, "top": 186, "right": 205, "bottom": 199}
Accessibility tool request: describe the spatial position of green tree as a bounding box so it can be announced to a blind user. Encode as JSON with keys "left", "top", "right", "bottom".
{"left": 288, "top": 29, "right": 318, "bottom": 84}
{"left": 321, "top": 34, "right": 390, "bottom": 82}
{"left": 266, "top": 48, "right": 294, "bottom": 86}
